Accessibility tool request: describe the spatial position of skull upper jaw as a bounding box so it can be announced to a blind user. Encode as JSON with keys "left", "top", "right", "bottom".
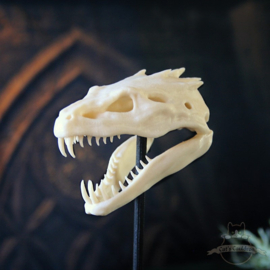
{"left": 54, "top": 109, "right": 209, "bottom": 138}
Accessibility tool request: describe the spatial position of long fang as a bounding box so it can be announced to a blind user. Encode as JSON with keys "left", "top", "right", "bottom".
{"left": 64, "top": 137, "right": 75, "bottom": 158}
{"left": 87, "top": 180, "right": 99, "bottom": 204}
{"left": 58, "top": 138, "right": 67, "bottom": 157}
{"left": 80, "top": 180, "right": 92, "bottom": 204}
{"left": 79, "top": 136, "right": 84, "bottom": 147}
{"left": 87, "top": 136, "right": 92, "bottom": 146}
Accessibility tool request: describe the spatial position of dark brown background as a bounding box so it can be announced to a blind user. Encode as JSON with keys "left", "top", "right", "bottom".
{"left": 0, "top": 1, "right": 270, "bottom": 270}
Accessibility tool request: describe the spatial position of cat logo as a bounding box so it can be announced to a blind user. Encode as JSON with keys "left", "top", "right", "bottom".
{"left": 207, "top": 222, "right": 266, "bottom": 265}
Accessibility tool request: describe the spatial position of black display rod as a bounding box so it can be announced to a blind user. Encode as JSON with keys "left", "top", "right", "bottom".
{"left": 133, "top": 136, "right": 147, "bottom": 270}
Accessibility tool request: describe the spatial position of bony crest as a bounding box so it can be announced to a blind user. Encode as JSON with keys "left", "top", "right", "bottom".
{"left": 133, "top": 69, "right": 146, "bottom": 77}
{"left": 53, "top": 68, "right": 213, "bottom": 216}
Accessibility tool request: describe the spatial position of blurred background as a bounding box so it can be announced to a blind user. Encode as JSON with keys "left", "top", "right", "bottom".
{"left": 0, "top": 1, "right": 270, "bottom": 269}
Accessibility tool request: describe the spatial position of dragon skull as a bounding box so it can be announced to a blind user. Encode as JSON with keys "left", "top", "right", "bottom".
{"left": 53, "top": 68, "right": 213, "bottom": 216}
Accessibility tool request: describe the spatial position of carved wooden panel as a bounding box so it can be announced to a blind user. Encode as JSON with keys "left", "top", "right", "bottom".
{"left": 0, "top": 7, "right": 139, "bottom": 269}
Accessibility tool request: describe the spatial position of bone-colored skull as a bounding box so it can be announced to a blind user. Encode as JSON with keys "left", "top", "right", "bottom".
{"left": 53, "top": 68, "right": 213, "bottom": 216}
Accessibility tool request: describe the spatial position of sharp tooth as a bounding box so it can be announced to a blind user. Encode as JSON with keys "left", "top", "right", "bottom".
{"left": 105, "top": 174, "right": 114, "bottom": 182}
{"left": 95, "top": 184, "right": 102, "bottom": 197}
{"left": 100, "top": 186, "right": 109, "bottom": 200}
{"left": 95, "top": 137, "right": 100, "bottom": 146}
{"left": 87, "top": 180, "right": 98, "bottom": 204}
{"left": 130, "top": 171, "right": 137, "bottom": 179}
{"left": 117, "top": 135, "right": 121, "bottom": 139}
{"left": 125, "top": 176, "right": 132, "bottom": 185}
{"left": 103, "top": 137, "right": 107, "bottom": 144}
{"left": 79, "top": 136, "right": 84, "bottom": 147}
{"left": 110, "top": 136, "right": 114, "bottom": 143}
{"left": 103, "top": 176, "right": 110, "bottom": 185}
{"left": 135, "top": 166, "right": 142, "bottom": 173}
{"left": 112, "top": 163, "right": 118, "bottom": 169}
{"left": 76, "top": 136, "right": 79, "bottom": 142}
{"left": 119, "top": 181, "right": 126, "bottom": 191}
{"left": 111, "top": 185, "right": 118, "bottom": 196}
{"left": 140, "top": 160, "right": 147, "bottom": 168}
{"left": 112, "top": 155, "right": 119, "bottom": 163}
{"left": 64, "top": 137, "right": 75, "bottom": 158}
{"left": 145, "top": 155, "right": 152, "bottom": 163}
{"left": 87, "top": 136, "right": 92, "bottom": 146}
{"left": 106, "top": 173, "right": 114, "bottom": 180}
{"left": 58, "top": 138, "right": 67, "bottom": 157}
{"left": 103, "top": 180, "right": 110, "bottom": 185}
{"left": 80, "top": 180, "right": 92, "bottom": 204}
{"left": 108, "top": 167, "right": 115, "bottom": 175}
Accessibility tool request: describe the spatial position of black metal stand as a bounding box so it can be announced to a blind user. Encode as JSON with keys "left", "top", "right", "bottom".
{"left": 133, "top": 136, "right": 147, "bottom": 270}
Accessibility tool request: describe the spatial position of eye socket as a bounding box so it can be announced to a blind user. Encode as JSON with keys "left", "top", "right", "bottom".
{"left": 106, "top": 95, "right": 134, "bottom": 112}
{"left": 184, "top": 102, "right": 192, "bottom": 109}
{"left": 148, "top": 95, "right": 166, "bottom": 103}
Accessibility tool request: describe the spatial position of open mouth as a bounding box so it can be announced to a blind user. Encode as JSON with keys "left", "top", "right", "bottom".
{"left": 57, "top": 134, "right": 153, "bottom": 204}
{"left": 56, "top": 126, "right": 212, "bottom": 216}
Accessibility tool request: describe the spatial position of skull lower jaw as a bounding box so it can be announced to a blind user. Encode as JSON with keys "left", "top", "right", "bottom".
{"left": 79, "top": 128, "right": 213, "bottom": 216}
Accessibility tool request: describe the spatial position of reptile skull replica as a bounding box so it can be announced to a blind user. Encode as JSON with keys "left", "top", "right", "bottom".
{"left": 54, "top": 68, "right": 213, "bottom": 216}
